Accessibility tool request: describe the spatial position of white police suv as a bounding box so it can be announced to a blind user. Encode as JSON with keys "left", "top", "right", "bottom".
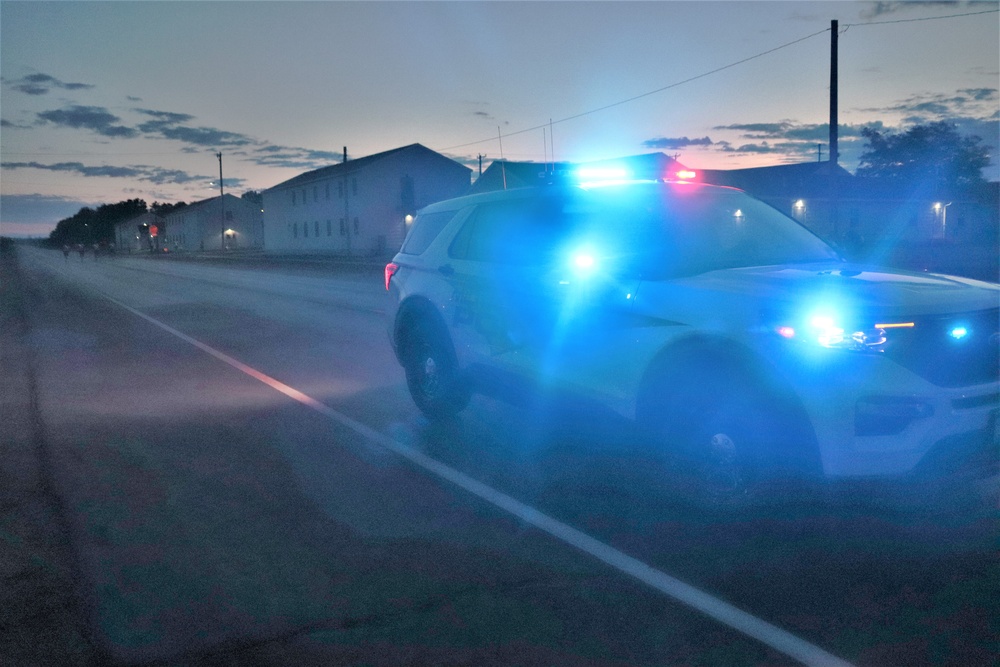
{"left": 385, "top": 173, "right": 999, "bottom": 497}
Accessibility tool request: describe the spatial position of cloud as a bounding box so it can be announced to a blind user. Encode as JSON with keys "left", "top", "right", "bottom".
{"left": 642, "top": 136, "right": 713, "bottom": 149}
{"left": 1, "top": 118, "right": 33, "bottom": 130}
{"left": 960, "top": 87, "right": 999, "bottom": 102}
{"left": 26, "top": 100, "right": 394, "bottom": 174}
{"left": 134, "top": 108, "right": 255, "bottom": 147}
{"left": 250, "top": 144, "right": 344, "bottom": 170}
{"left": 0, "top": 160, "right": 225, "bottom": 185}
{"left": 855, "top": 88, "right": 999, "bottom": 125}
{"left": 36, "top": 105, "right": 137, "bottom": 138}
{"left": 712, "top": 122, "right": 793, "bottom": 137}
{"left": 152, "top": 125, "right": 255, "bottom": 146}
{"left": 135, "top": 109, "right": 196, "bottom": 125}
{"left": 698, "top": 120, "right": 882, "bottom": 169}
{"left": 3, "top": 73, "right": 94, "bottom": 96}
{"left": 859, "top": 1, "right": 989, "bottom": 20}
{"left": 722, "top": 142, "right": 785, "bottom": 155}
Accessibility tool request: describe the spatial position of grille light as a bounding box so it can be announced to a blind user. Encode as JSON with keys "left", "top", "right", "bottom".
{"left": 779, "top": 310, "right": 891, "bottom": 352}
{"left": 949, "top": 326, "right": 969, "bottom": 340}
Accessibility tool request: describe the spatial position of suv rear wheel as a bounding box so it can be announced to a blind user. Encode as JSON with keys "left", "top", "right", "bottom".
{"left": 402, "top": 319, "right": 470, "bottom": 419}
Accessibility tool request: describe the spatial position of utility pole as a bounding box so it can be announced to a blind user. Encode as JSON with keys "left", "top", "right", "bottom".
{"left": 217, "top": 152, "right": 226, "bottom": 250}
{"left": 829, "top": 20, "right": 840, "bottom": 240}
{"left": 477, "top": 154, "right": 485, "bottom": 178}
{"left": 829, "top": 20, "right": 839, "bottom": 166}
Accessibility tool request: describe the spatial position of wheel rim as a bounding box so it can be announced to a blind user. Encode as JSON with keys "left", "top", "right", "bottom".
{"left": 703, "top": 432, "right": 747, "bottom": 501}
{"left": 419, "top": 353, "right": 440, "bottom": 397}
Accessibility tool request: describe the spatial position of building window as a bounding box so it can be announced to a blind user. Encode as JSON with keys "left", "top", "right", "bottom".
{"left": 292, "top": 222, "right": 298, "bottom": 238}
{"left": 326, "top": 219, "right": 332, "bottom": 236}
{"left": 340, "top": 218, "right": 346, "bottom": 236}
{"left": 303, "top": 221, "right": 308, "bottom": 238}
{"left": 314, "top": 220, "right": 320, "bottom": 236}
{"left": 353, "top": 217, "right": 360, "bottom": 234}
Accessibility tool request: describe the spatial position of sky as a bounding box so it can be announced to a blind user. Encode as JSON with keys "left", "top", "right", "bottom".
{"left": 1, "top": 1, "right": 998, "bottom": 238}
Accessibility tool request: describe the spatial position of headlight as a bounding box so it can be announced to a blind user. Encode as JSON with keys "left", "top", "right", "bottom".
{"left": 777, "top": 311, "right": 911, "bottom": 353}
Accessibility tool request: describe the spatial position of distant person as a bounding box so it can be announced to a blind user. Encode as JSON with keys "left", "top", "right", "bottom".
{"left": 62, "top": 244, "right": 70, "bottom": 261}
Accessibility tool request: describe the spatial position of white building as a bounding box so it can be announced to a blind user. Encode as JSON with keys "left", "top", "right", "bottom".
{"left": 263, "top": 144, "right": 471, "bottom": 256}
{"left": 115, "top": 211, "right": 164, "bottom": 253}
{"left": 161, "top": 194, "right": 264, "bottom": 251}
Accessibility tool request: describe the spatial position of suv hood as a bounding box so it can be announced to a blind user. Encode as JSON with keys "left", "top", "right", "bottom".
{"left": 670, "top": 263, "right": 999, "bottom": 318}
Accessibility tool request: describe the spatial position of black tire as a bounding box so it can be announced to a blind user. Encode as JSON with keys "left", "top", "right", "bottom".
{"left": 682, "top": 389, "right": 770, "bottom": 507}
{"left": 640, "top": 375, "right": 790, "bottom": 509}
{"left": 402, "top": 320, "right": 470, "bottom": 419}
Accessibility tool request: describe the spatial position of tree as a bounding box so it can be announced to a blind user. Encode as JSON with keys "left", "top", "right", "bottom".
{"left": 241, "top": 191, "right": 262, "bottom": 206}
{"left": 855, "top": 121, "right": 989, "bottom": 188}
{"left": 48, "top": 198, "right": 147, "bottom": 247}
{"left": 151, "top": 201, "right": 187, "bottom": 215}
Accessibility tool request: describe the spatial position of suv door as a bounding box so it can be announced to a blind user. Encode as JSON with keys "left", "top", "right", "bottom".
{"left": 446, "top": 194, "right": 641, "bottom": 399}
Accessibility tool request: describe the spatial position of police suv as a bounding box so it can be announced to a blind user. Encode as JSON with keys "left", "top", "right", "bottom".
{"left": 385, "top": 171, "right": 999, "bottom": 498}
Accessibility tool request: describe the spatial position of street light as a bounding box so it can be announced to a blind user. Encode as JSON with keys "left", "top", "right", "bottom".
{"left": 793, "top": 199, "right": 806, "bottom": 221}
{"left": 933, "top": 202, "right": 952, "bottom": 238}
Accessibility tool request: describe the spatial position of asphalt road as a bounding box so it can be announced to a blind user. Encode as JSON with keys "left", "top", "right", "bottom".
{"left": 2, "top": 245, "right": 997, "bottom": 666}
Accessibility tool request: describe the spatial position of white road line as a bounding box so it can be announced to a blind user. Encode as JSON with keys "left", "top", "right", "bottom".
{"left": 103, "top": 292, "right": 854, "bottom": 667}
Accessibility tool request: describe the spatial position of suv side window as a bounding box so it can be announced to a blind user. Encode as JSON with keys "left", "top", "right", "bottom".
{"left": 450, "top": 199, "right": 568, "bottom": 265}
{"left": 400, "top": 210, "right": 457, "bottom": 255}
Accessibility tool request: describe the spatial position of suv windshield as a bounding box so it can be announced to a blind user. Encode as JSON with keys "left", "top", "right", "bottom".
{"left": 572, "top": 183, "right": 842, "bottom": 279}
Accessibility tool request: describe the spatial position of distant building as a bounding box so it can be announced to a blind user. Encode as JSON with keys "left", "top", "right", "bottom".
{"left": 161, "top": 194, "right": 263, "bottom": 252}
{"left": 702, "top": 162, "right": 999, "bottom": 250}
{"left": 263, "top": 143, "right": 472, "bottom": 256}
{"left": 115, "top": 211, "right": 165, "bottom": 253}
{"left": 701, "top": 162, "right": 853, "bottom": 240}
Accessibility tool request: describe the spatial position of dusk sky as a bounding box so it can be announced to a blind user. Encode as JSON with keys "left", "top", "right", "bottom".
{"left": 2, "top": 1, "right": 998, "bottom": 238}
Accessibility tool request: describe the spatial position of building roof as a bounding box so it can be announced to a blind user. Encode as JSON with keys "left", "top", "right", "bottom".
{"left": 266, "top": 143, "right": 470, "bottom": 192}
{"left": 700, "top": 161, "right": 853, "bottom": 197}
{"left": 160, "top": 193, "right": 244, "bottom": 218}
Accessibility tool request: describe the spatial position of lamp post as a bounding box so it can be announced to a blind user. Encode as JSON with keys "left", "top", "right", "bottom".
{"left": 217, "top": 152, "right": 225, "bottom": 250}
{"left": 933, "top": 202, "right": 952, "bottom": 238}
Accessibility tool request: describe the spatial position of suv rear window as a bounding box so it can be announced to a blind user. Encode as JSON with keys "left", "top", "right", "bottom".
{"left": 449, "top": 198, "right": 572, "bottom": 265}
{"left": 400, "top": 210, "right": 458, "bottom": 255}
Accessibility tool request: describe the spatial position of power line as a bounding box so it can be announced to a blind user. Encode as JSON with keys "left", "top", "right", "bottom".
{"left": 438, "top": 27, "right": 832, "bottom": 152}
{"left": 439, "top": 6, "right": 999, "bottom": 155}
{"left": 843, "top": 7, "right": 999, "bottom": 28}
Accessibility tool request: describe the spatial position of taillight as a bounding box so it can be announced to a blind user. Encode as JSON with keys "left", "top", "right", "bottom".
{"left": 384, "top": 262, "right": 399, "bottom": 291}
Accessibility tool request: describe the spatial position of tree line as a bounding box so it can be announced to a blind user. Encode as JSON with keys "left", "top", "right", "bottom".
{"left": 856, "top": 121, "right": 990, "bottom": 188}
{"left": 46, "top": 192, "right": 264, "bottom": 248}
{"left": 47, "top": 200, "right": 188, "bottom": 248}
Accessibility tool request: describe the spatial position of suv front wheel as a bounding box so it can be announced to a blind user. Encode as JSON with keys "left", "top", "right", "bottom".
{"left": 402, "top": 319, "right": 470, "bottom": 419}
